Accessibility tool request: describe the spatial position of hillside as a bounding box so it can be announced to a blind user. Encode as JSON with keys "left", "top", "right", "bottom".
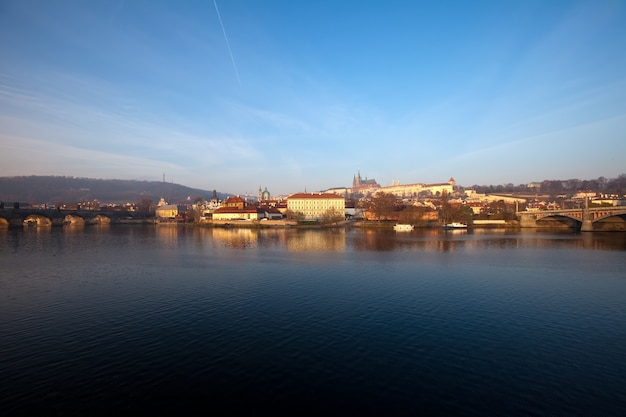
{"left": 0, "top": 176, "right": 223, "bottom": 205}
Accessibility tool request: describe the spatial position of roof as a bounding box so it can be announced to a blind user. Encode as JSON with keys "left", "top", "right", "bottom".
{"left": 259, "top": 206, "right": 282, "bottom": 213}
{"left": 224, "top": 196, "right": 245, "bottom": 204}
{"left": 288, "top": 193, "right": 345, "bottom": 200}
{"left": 214, "top": 206, "right": 265, "bottom": 214}
{"left": 156, "top": 204, "right": 178, "bottom": 211}
{"left": 380, "top": 182, "right": 426, "bottom": 188}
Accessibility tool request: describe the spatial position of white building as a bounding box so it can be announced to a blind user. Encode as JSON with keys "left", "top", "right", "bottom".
{"left": 287, "top": 193, "right": 345, "bottom": 221}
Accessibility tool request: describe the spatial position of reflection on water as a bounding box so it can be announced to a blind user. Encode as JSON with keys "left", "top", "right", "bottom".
{"left": 348, "top": 228, "right": 626, "bottom": 253}
{"left": 61, "top": 224, "right": 84, "bottom": 233}
{"left": 156, "top": 227, "right": 350, "bottom": 252}
{"left": 155, "top": 223, "right": 187, "bottom": 244}
{"left": 0, "top": 225, "right": 625, "bottom": 415}
{"left": 285, "top": 229, "right": 346, "bottom": 252}
{"left": 3, "top": 226, "right": 626, "bottom": 255}
{"left": 211, "top": 227, "right": 262, "bottom": 249}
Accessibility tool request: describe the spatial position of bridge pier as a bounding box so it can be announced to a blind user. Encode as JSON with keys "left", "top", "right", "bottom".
{"left": 580, "top": 202, "right": 593, "bottom": 232}
{"left": 581, "top": 219, "right": 594, "bottom": 232}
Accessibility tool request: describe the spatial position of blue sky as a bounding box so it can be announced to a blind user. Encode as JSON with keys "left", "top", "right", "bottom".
{"left": 1, "top": 0, "right": 625, "bottom": 196}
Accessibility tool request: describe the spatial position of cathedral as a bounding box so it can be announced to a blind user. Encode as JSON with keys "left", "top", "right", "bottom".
{"left": 352, "top": 171, "right": 379, "bottom": 190}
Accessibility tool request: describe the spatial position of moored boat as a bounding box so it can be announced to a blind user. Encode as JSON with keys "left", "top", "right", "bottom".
{"left": 443, "top": 222, "right": 468, "bottom": 229}
{"left": 394, "top": 224, "right": 414, "bottom": 231}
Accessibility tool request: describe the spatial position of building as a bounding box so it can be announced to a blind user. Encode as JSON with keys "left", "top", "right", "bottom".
{"left": 259, "top": 206, "right": 284, "bottom": 219}
{"left": 350, "top": 172, "right": 456, "bottom": 198}
{"left": 351, "top": 171, "right": 380, "bottom": 194}
{"left": 212, "top": 205, "right": 266, "bottom": 221}
{"left": 258, "top": 186, "right": 271, "bottom": 202}
{"left": 210, "top": 193, "right": 285, "bottom": 221}
{"left": 324, "top": 187, "right": 350, "bottom": 196}
{"left": 287, "top": 193, "right": 345, "bottom": 221}
{"left": 155, "top": 197, "right": 178, "bottom": 219}
{"left": 222, "top": 195, "right": 246, "bottom": 209}
{"left": 377, "top": 177, "right": 456, "bottom": 198}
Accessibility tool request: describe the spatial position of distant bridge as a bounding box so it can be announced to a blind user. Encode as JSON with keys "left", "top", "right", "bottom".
{"left": 0, "top": 208, "right": 154, "bottom": 228}
{"left": 516, "top": 206, "right": 626, "bottom": 231}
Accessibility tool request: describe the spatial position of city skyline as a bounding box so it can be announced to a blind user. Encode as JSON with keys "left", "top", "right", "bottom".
{"left": 1, "top": 1, "right": 625, "bottom": 196}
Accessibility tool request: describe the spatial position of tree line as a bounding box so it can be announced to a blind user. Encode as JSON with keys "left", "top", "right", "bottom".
{"left": 470, "top": 174, "right": 625, "bottom": 196}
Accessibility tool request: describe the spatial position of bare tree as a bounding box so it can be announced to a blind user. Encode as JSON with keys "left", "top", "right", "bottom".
{"left": 366, "top": 192, "right": 398, "bottom": 221}
{"left": 137, "top": 198, "right": 154, "bottom": 218}
{"left": 321, "top": 207, "right": 344, "bottom": 225}
{"left": 285, "top": 209, "right": 305, "bottom": 221}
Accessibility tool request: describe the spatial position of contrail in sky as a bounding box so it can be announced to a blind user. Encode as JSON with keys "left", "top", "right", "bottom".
{"left": 213, "top": 0, "right": 241, "bottom": 86}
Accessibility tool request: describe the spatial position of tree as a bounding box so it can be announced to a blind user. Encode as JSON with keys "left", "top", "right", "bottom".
{"left": 565, "top": 179, "right": 580, "bottom": 191}
{"left": 366, "top": 192, "right": 398, "bottom": 221}
{"left": 439, "top": 191, "right": 473, "bottom": 223}
{"left": 398, "top": 205, "right": 426, "bottom": 226}
{"left": 439, "top": 190, "right": 452, "bottom": 222}
{"left": 285, "top": 209, "right": 305, "bottom": 221}
{"left": 320, "top": 207, "right": 344, "bottom": 225}
{"left": 137, "top": 198, "right": 154, "bottom": 218}
{"left": 187, "top": 206, "right": 203, "bottom": 223}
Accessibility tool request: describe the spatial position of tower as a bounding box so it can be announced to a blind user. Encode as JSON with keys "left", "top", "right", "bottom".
{"left": 262, "top": 187, "right": 270, "bottom": 201}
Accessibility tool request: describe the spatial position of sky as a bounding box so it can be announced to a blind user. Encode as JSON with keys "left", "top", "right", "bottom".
{"left": 1, "top": 0, "right": 625, "bottom": 196}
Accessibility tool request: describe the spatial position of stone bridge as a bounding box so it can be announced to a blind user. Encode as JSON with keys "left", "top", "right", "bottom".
{"left": 517, "top": 206, "right": 626, "bottom": 231}
{"left": 0, "top": 208, "right": 154, "bottom": 228}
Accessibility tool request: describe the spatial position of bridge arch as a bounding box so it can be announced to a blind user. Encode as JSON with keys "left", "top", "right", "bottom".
{"left": 535, "top": 214, "right": 581, "bottom": 228}
{"left": 591, "top": 211, "right": 626, "bottom": 231}
{"left": 593, "top": 210, "right": 626, "bottom": 222}
{"left": 24, "top": 214, "right": 52, "bottom": 227}
{"left": 93, "top": 214, "right": 111, "bottom": 224}
{"left": 537, "top": 213, "right": 582, "bottom": 222}
{"left": 63, "top": 214, "right": 85, "bottom": 225}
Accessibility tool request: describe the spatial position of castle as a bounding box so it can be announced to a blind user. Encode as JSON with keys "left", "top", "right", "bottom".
{"left": 350, "top": 171, "right": 456, "bottom": 198}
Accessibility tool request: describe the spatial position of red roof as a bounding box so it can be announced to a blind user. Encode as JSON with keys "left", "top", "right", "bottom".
{"left": 288, "top": 193, "right": 345, "bottom": 200}
{"left": 214, "top": 206, "right": 264, "bottom": 214}
{"left": 224, "top": 196, "right": 245, "bottom": 204}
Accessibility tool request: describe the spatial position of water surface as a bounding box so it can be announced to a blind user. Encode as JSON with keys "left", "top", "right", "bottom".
{"left": 1, "top": 226, "right": 625, "bottom": 415}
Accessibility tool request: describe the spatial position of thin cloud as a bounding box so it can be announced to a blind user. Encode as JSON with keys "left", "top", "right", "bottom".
{"left": 213, "top": 0, "right": 241, "bottom": 86}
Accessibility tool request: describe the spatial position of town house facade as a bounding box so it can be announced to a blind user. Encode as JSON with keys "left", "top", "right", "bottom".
{"left": 287, "top": 193, "right": 345, "bottom": 221}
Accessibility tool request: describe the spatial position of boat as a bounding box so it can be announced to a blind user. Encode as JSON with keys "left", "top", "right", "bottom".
{"left": 394, "top": 224, "right": 414, "bottom": 232}
{"left": 443, "top": 222, "right": 468, "bottom": 229}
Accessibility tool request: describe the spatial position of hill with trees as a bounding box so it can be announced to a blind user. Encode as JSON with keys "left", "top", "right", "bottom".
{"left": 0, "top": 176, "right": 224, "bottom": 206}
{"left": 469, "top": 174, "right": 625, "bottom": 196}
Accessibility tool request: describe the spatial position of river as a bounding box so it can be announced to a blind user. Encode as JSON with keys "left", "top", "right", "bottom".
{"left": 1, "top": 226, "right": 625, "bottom": 416}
